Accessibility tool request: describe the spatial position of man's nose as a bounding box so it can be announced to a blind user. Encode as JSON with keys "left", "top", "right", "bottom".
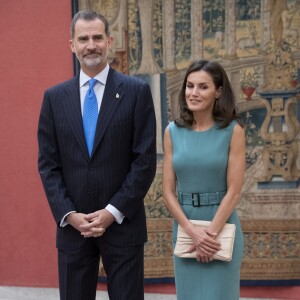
{"left": 87, "top": 38, "right": 96, "bottom": 50}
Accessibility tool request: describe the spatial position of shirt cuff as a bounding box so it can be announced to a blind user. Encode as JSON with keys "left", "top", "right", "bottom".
{"left": 106, "top": 204, "right": 125, "bottom": 224}
{"left": 60, "top": 211, "right": 76, "bottom": 227}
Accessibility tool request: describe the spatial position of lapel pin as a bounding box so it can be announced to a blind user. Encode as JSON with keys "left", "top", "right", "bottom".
{"left": 116, "top": 93, "right": 120, "bottom": 99}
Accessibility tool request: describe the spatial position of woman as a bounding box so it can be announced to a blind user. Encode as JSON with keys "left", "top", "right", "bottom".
{"left": 163, "top": 59, "right": 245, "bottom": 299}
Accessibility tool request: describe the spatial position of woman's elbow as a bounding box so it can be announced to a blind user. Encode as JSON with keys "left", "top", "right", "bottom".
{"left": 232, "top": 192, "right": 242, "bottom": 206}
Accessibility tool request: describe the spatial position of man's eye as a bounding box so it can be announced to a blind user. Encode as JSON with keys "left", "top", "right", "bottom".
{"left": 78, "top": 37, "right": 88, "bottom": 42}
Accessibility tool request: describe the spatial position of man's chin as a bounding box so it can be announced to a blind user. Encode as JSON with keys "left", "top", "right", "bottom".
{"left": 83, "top": 58, "right": 102, "bottom": 67}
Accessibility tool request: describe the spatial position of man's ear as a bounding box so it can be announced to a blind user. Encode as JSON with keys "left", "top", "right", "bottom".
{"left": 108, "top": 36, "right": 113, "bottom": 49}
{"left": 69, "top": 39, "right": 76, "bottom": 53}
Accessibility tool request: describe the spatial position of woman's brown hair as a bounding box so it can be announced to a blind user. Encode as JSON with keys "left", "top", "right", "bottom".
{"left": 175, "top": 59, "right": 243, "bottom": 128}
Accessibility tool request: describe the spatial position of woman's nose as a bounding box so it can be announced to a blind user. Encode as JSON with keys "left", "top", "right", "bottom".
{"left": 192, "top": 87, "right": 199, "bottom": 95}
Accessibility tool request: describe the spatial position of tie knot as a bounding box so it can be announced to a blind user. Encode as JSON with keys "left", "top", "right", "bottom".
{"left": 89, "top": 78, "right": 97, "bottom": 89}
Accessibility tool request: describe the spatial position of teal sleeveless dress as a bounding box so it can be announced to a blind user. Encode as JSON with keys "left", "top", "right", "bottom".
{"left": 169, "top": 121, "right": 244, "bottom": 300}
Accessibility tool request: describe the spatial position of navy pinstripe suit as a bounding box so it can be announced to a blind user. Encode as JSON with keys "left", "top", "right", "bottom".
{"left": 38, "top": 67, "right": 157, "bottom": 299}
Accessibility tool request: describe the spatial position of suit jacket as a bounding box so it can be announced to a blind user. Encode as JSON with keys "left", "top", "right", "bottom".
{"left": 38, "top": 68, "right": 157, "bottom": 251}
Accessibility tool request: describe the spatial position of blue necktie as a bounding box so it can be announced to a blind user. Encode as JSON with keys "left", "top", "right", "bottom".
{"left": 83, "top": 78, "right": 98, "bottom": 156}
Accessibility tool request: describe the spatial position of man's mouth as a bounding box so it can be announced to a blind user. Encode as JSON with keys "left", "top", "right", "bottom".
{"left": 84, "top": 53, "right": 100, "bottom": 58}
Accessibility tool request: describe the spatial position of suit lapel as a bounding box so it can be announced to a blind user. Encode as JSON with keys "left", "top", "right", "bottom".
{"left": 91, "top": 68, "right": 123, "bottom": 157}
{"left": 62, "top": 75, "right": 90, "bottom": 160}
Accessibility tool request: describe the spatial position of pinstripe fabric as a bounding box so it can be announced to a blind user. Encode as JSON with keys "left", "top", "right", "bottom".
{"left": 58, "top": 240, "right": 100, "bottom": 300}
{"left": 38, "top": 67, "right": 156, "bottom": 299}
{"left": 100, "top": 241, "right": 144, "bottom": 300}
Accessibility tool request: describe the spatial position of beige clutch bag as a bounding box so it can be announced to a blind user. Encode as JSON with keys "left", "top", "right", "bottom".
{"left": 174, "top": 220, "right": 236, "bottom": 262}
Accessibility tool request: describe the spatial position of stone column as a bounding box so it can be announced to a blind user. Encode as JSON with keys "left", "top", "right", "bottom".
{"left": 231, "top": 70, "right": 242, "bottom": 103}
{"left": 191, "top": 0, "right": 203, "bottom": 60}
{"left": 136, "top": 0, "right": 161, "bottom": 74}
{"left": 224, "top": 0, "right": 237, "bottom": 59}
{"left": 78, "top": 0, "right": 88, "bottom": 10}
{"left": 162, "top": 0, "right": 176, "bottom": 71}
{"left": 261, "top": 0, "right": 271, "bottom": 49}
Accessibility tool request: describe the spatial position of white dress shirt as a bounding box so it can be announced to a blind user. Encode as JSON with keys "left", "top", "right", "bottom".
{"left": 60, "top": 64, "right": 125, "bottom": 227}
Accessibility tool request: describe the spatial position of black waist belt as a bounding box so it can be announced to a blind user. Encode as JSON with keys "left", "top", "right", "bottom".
{"left": 178, "top": 191, "right": 226, "bottom": 207}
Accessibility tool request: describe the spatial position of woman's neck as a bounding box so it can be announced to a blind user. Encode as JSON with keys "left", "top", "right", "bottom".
{"left": 192, "top": 113, "right": 214, "bottom": 131}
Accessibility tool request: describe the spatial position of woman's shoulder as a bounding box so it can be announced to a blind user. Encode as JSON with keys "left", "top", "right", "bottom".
{"left": 222, "top": 119, "right": 242, "bottom": 131}
{"left": 167, "top": 121, "right": 186, "bottom": 133}
{"left": 165, "top": 121, "right": 174, "bottom": 137}
{"left": 165, "top": 121, "right": 177, "bottom": 132}
{"left": 165, "top": 121, "right": 187, "bottom": 140}
{"left": 168, "top": 121, "right": 175, "bottom": 129}
{"left": 223, "top": 120, "right": 244, "bottom": 141}
{"left": 216, "top": 120, "right": 243, "bottom": 141}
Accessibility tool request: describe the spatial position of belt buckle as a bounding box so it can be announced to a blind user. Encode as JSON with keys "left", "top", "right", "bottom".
{"left": 204, "top": 193, "right": 209, "bottom": 205}
{"left": 192, "top": 193, "right": 200, "bottom": 207}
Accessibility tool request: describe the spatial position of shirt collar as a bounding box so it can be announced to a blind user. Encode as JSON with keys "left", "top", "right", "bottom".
{"left": 79, "top": 63, "right": 110, "bottom": 87}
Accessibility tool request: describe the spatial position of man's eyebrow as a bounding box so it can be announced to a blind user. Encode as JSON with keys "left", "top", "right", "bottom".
{"left": 77, "top": 34, "right": 103, "bottom": 39}
{"left": 77, "top": 35, "right": 88, "bottom": 39}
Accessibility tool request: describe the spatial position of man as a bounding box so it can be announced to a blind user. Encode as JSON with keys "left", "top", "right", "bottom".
{"left": 38, "top": 10, "right": 156, "bottom": 300}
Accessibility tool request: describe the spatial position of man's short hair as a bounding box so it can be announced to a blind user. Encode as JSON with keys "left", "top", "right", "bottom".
{"left": 70, "top": 10, "right": 110, "bottom": 38}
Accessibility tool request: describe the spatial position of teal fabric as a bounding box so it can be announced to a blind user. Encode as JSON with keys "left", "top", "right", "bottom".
{"left": 169, "top": 121, "right": 244, "bottom": 300}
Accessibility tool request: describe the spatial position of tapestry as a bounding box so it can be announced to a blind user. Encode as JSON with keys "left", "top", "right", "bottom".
{"left": 144, "top": 217, "right": 300, "bottom": 281}
{"left": 143, "top": 161, "right": 300, "bottom": 281}
{"left": 76, "top": 0, "right": 300, "bottom": 282}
